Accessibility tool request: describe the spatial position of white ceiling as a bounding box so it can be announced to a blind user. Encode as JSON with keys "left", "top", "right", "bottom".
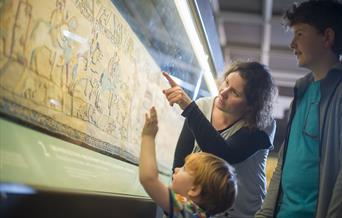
{"left": 211, "top": 0, "right": 309, "bottom": 96}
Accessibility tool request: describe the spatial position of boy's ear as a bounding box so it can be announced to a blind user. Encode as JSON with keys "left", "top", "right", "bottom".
{"left": 323, "top": 27, "right": 335, "bottom": 49}
{"left": 188, "top": 185, "right": 202, "bottom": 197}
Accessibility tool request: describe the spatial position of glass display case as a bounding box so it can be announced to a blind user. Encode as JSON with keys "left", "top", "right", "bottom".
{"left": 0, "top": 0, "right": 223, "bottom": 216}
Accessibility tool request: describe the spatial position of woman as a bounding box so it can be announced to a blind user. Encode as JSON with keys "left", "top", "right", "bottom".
{"left": 162, "top": 61, "right": 277, "bottom": 218}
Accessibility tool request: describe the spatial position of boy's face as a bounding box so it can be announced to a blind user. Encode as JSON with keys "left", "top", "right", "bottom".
{"left": 290, "top": 23, "right": 327, "bottom": 70}
{"left": 172, "top": 166, "right": 195, "bottom": 197}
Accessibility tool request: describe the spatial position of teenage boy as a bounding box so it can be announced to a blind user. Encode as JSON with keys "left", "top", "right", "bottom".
{"left": 256, "top": 1, "right": 342, "bottom": 218}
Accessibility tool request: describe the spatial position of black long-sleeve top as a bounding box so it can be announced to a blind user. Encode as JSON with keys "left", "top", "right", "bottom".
{"left": 172, "top": 101, "right": 272, "bottom": 169}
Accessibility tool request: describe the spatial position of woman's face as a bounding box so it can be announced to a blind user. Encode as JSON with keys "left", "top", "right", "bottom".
{"left": 215, "top": 71, "right": 248, "bottom": 117}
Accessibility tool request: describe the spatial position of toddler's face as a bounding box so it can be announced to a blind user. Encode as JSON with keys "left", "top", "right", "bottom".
{"left": 171, "top": 166, "right": 195, "bottom": 197}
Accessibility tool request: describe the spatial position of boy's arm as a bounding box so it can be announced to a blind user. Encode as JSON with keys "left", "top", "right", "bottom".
{"left": 327, "top": 111, "right": 342, "bottom": 217}
{"left": 255, "top": 145, "right": 284, "bottom": 218}
{"left": 139, "top": 107, "right": 170, "bottom": 213}
{"left": 327, "top": 165, "right": 342, "bottom": 217}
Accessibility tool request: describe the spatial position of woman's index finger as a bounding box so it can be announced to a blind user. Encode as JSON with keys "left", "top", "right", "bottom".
{"left": 162, "top": 72, "right": 178, "bottom": 87}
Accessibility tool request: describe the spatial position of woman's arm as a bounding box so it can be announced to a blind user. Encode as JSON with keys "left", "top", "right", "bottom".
{"left": 161, "top": 72, "right": 196, "bottom": 170}
{"left": 182, "top": 102, "right": 272, "bottom": 164}
{"left": 172, "top": 121, "right": 195, "bottom": 170}
{"left": 162, "top": 72, "right": 271, "bottom": 164}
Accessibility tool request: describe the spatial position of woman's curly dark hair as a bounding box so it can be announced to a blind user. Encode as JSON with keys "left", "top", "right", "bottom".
{"left": 224, "top": 61, "right": 277, "bottom": 129}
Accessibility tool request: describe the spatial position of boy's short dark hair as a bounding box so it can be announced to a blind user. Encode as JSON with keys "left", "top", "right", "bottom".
{"left": 282, "top": 0, "right": 342, "bottom": 56}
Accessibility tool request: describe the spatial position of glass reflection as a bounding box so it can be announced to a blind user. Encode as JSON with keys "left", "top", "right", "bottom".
{"left": 113, "top": 0, "right": 210, "bottom": 98}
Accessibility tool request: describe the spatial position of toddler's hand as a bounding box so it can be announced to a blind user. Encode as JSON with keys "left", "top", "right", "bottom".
{"left": 142, "top": 107, "right": 158, "bottom": 137}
